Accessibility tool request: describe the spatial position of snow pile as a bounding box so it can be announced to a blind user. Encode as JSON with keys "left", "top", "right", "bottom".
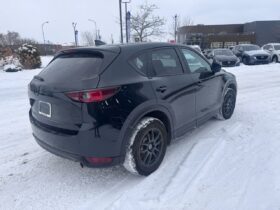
{"left": 0, "top": 63, "right": 280, "bottom": 210}
{"left": 0, "top": 56, "right": 22, "bottom": 72}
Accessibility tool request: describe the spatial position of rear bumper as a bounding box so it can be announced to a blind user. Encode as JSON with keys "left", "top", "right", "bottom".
{"left": 29, "top": 110, "right": 124, "bottom": 167}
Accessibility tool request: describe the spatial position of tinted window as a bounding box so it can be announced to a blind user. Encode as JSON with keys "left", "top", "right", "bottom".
{"left": 181, "top": 49, "right": 211, "bottom": 74}
{"left": 40, "top": 53, "right": 103, "bottom": 78}
{"left": 129, "top": 53, "right": 148, "bottom": 75}
{"left": 274, "top": 45, "right": 280, "bottom": 50}
{"left": 151, "top": 48, "right": 183, "bottom": 76}
{"left": 263, "top": 45, "right": 269, "bottom": 50}
{"left": 242, "top": 45, "right": 260, "bottom": 51}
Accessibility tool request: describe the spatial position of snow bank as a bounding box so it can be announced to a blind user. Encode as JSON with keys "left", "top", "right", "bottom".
{"left": 0, "top": 63, "right": 280, "bottom": 210}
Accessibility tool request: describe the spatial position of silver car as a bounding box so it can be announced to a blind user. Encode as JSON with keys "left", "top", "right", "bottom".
{"left": 262, "top": 43, "right": 280, "bottom": 63}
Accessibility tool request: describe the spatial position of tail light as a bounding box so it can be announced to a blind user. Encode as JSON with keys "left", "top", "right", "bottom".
{"left": 66, "top": 87, "right": 119, "bottom": 103}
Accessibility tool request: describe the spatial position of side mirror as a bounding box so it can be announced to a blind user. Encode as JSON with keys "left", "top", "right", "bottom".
{"left": 211, "top": 61, "right": 222, "bottom": 73}
{"left": 268, "top": 48, "right": 273, "bottom": 52}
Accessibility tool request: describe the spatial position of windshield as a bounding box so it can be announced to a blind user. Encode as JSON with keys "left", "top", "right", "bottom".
{"left": 274, "top": 45, "right": 280, "bottom": 50}
{"left": 243, "top": 45, "right": 260, "bottom": 51}
{"left": 214, "top": 49, "right": 234, "bottom": 56}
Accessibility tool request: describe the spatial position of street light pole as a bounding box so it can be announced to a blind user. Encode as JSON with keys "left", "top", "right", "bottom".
{"left": 88, "top": 19, "right": 98, "bottom": 40}
{"left": 119, "top": 0, "right": 123, "bottom": 43}
{"left": 174, "top": 15, "right": 178, "bottom": 43}
{"left": 41, "top": 21, "right": 49, "bottom": 55}
{"left": 72, "top": 22, "right": 78, "bottom": 46}
{"left": 122, "top": 0, "right": 131, "bottom": 43}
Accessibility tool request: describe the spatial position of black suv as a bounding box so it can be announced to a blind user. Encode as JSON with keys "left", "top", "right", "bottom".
{"left": 28, "top": 43, "right": 237, "bottom": 176}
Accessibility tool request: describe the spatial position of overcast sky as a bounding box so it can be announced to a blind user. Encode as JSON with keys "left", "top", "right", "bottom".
{"left": 0, "top": 0, "right": 279, "bottom": 44}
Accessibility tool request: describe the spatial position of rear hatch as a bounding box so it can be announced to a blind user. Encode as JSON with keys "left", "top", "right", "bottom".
{"left": 28, "top": 47, "right": 120, "bottom": 130}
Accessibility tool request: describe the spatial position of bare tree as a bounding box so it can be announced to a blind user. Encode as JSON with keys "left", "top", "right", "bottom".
{"left": 18, "top": 38, "right": 38, "bottom": 45}
{"left": 131, "top": 4, "right": 166, "bottom": 42}
{"left": 6, "top": 31, "right": 20, "bottom": 45}
{"left": 182, "top": 16, "right": 194, "bottom": 27}
{"left": 0, "top": 31, "right": 20, "bottom": 46}
{"left": 81, "top": 31, "right": 95, "bottom": 46}
{"left": 0, "top": 31, "right": 38, "bottom": 46}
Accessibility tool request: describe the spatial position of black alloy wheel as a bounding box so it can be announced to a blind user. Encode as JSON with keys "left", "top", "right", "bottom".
{"left": 124, "top": 117, "right": 167, "bottom": 176}
{"left": 222, "top": 88, "right": 236, "bottom": 119}
{"left": 138, "top": 128, "right": 164, "bottom": 167}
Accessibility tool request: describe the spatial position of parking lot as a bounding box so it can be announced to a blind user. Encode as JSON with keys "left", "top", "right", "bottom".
{"left": 0, "top": 60, "right": 280, "bottom": 210}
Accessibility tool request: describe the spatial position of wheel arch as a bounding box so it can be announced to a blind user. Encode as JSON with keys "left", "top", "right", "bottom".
{"left": 142, "top": 110, "right": 172, "bottom": 145}
{"left": 221, "top": 79, "right": 237, "bottom": 102}
{"left": 228, "top": 83, "right": 237, "bottom": 93}
{"left": 272, "top": 54, "right": 278, "bottom": 62}
{"left": 118, "top": 102, "right": 175, "bottom": 160}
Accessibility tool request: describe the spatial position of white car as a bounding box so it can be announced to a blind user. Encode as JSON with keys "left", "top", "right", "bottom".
{"left": 188, "top": 45, "right": 202, "bottom": 54}
{"left": 262, "top": 43, "right": 280, "bottom": 63}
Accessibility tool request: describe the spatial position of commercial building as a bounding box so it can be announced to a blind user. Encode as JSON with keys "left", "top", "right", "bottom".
{"left": 177, "top": 20, "right": 280, "bottom": 49}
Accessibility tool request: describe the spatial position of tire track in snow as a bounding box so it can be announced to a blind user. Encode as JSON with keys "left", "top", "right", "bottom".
{"left": 107, "top": 122, "right": 245, "bottom": 209}
{"left": 159, "top": 123, "right": 244, "bottom": 206}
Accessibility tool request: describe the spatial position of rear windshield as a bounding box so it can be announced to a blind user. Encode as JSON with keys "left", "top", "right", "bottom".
{"left": 40, "top": 53, "right": 103, "bottom": 78}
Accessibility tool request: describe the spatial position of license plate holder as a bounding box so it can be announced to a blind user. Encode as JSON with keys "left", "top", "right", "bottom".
{"left": 39, "top": 101, "right": 51, "bottom": 118}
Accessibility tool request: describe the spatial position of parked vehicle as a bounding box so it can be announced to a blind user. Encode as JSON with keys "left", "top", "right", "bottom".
{"left": 232, "top": 44, "right": 271, "bottom": 65}
{"left": 262, "top": 43, "right": 280, "bottom": 63}
{"left": 208, "top": 48, "right": 240, "bottom": 67}
{"left": 28, "top": 43, "right": 237, "bottom": 176}
{"left": 188, "top": 45, "right": 202, "bottom": 54}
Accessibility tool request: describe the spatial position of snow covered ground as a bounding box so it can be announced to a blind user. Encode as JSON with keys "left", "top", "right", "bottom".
{"left": 0, "top": 59, "right": 280, "bottom": 210}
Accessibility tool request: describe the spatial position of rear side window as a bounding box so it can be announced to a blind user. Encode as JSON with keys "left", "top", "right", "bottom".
{"left": 129, "top": 52, "right": 148, "bottom": 75}
{"left": 151, "top": 48, "right": 183, "bottom": 77}
{"left": 40, "top": 53, "right": 103, "bottom": 78}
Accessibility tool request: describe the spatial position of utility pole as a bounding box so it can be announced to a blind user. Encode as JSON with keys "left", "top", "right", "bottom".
{"left": 174, "top": 14, "right": 178, "bottom": 43}
{"left": 88, "top": 19, "right": 98, "bottom": 40}
{"left": 97, "top": 29, "right": 101, "bottom": 40}
{"left": 41, "top": 21, "right": 49, "bottom": 55}
{"left": 122, "top": 0, "right": 131, "bottom": 43}
{"left": 119, "top": 0, "right": 123, "bottom": 43}
{"left": 72, "top": 22, "right": 78, "bottom": 46}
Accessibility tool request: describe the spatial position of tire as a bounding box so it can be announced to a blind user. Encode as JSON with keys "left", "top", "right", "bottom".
{"left": 123, "top": 117, "right": 168, "bottom": 176}
{"left": 217, "top": 88, "right": 236, "bottom": 120}
{"left": 242, "top": 57, "right": 249, "bottom": 65}
{"left": 272, "top": 56, "right": 278, "bottom": 63}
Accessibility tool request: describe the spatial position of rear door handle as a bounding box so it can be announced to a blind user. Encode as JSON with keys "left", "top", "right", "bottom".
{"left": 156, "top": 86, "right": 167, "bottom": 93}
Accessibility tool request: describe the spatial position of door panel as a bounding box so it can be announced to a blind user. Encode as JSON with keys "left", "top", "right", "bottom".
{"left": 179, "top": 48, "right": 223, "bottom": 121}
{"left": 192, "top": 73, "right": 223, "bottom": 119}
{"left": 149, "top": 48, "right": 197, "bottom": 136}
